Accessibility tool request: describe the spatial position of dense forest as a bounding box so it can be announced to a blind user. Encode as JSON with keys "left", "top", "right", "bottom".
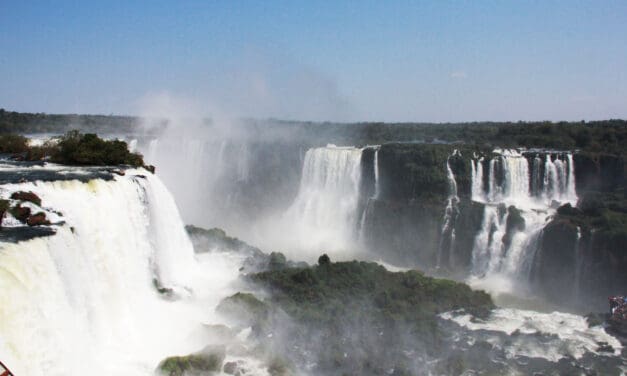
{"left": 1, "top": 108, "right": 626, "bottom": 155}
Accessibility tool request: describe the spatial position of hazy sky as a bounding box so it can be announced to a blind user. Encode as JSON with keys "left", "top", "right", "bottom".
{"left": 1, "top": 1, "right": 626, "bottom": 122}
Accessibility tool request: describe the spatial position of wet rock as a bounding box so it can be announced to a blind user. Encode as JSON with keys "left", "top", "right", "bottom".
{"left": 596, "top": 342, "right": 614, "bottom": 353}
{"left": 26, "top": 212, "right": 50, "bottom": 226}
{"left": 0, "top": 199, "right": 9, "bottom": 228}
{"left": 9, "top": 204, "right": 31, "bottom": 223}
{"left": 557, "top": 203, "right": 583, "bottom": 216}
{"left": 503, "top": 205, "right": 526, "bottom": 250}
{"left": 10, "top": 191, "right": 42, "bottom": 206}
{"left": 223, "top": 361, "right": 239, "bottom": 375}
{"left": 145, "top": 165, "right": 156, "bottom": 174}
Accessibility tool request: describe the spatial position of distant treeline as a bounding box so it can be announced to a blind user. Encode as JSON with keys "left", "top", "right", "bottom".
{"left": 269, "top": 119, "right": 627, "bottom": 154}
{"left": 1, "top": 108, "right": 626, "bottom": 154}
{"left": 0, "top": 109, "right": 138, "bottom": 134}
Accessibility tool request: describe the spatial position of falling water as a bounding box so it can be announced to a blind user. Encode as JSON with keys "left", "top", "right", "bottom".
{"left": 437, "top": 151, "right": 460, "bottom": 268}
{"left": 0, "top": 169, "right": 268, "bottom": 376}
{"left": 470, "top": 156, "right": 484, "bottom": 202}
{"left": 280, "top": 145, "right": 364, "bottom": 259}
{"left": 373, "top": 148, "right": 380, "bottom": 199}
{"left": 468, "top": 150, "right": 577, "bottom": 293}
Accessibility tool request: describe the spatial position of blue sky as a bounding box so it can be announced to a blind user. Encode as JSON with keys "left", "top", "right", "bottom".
{"left": 1, "top": 1, "right": 626, "bottom": 122}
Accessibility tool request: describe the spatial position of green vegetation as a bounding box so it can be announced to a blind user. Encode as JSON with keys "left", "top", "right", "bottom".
{"left": 0, "top": 108, "right": 139, "bottom": 134}
{"left": 51, "top": 130, "right": 144, "bottom": 166}
{"left": 220, "top": 258, "right": 494, "bottom": 374}
{"left": 0, "top": 134, "right": 30, "bottom": 153}
{"left": 185, "top": 225, "right": 259, "bottom": 253}
{"left": 249, "top": 259, "right": 493, "bottom": 325}
{"left": 0, "top": 130, "right": 145, "bottom": 167}
{"left": 558, "top": 191, "right": 627, "bottom": 241}
{"left": 157, "top": 346, "right": 225, "bottom": 376}
{"left": 216, "top": 292, "right": 270, "bottom": 326}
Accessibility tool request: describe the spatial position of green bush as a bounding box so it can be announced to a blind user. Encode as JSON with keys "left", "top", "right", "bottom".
{"left": 0, "top": 134, "right": 29, "bottom": 153}
{"left": 51, "top": 130, "right": 144, "bottom": 166}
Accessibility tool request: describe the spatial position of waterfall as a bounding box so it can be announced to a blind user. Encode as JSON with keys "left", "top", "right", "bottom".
{"left": 566, "top": 154, "right": 577, "bottom": 201}
{"left": 281, "top": 145, "right": 363, "bottom": 258}
{"left": 358, "top": 146, "right": 381, "bottom": 245}
{"left": 471, "top": 205, "right": 508, "bottom": 275}
{"left": 373, "top": 148, "right": 380, "bottom": 199}
{"left": 468, "top": 150, "right": 578, "bottom": 292}
{"left": 437, "top": 151, "right": 460, "bottom": 268}
{"left": 471, "top": 156, "right": 484, "bottom": 202}
{"left": 0, "top": 170, "right": 258, "bottom": 375}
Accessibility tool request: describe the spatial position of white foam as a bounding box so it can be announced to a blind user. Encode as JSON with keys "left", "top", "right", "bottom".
{"left": 441, "top": 308, "right": 623, "bottom": 362}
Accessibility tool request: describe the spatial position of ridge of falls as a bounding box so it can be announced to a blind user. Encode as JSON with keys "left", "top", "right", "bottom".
{"left": 468, "top": 149, "right": 577, "bottom": 293}
{"left": 0, "top": 170, "right": 260, "bottom": 376}
{"left": 281, "top": 145, "right": 364, "bottom": 259}
{"left": 437, "top": 150, "right": 460, "bottom": 269}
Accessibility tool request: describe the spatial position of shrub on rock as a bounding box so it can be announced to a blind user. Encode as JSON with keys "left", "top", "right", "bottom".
{"left": 157, "top": 345, "right": 225, "bottom": 376}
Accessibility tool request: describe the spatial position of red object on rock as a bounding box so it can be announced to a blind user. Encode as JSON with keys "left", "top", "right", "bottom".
{"left": 26, "top": 212, "right": 50, "bottom": 226}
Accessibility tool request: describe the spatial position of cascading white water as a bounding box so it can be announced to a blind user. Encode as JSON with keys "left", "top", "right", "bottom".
{"left": 373, "top": 148, "right": 380, "bottom": 199}
{"left": 437, "top": 150, "right": 460, "bottom": 268}
{"left": 468, "top": 150, "right": 577, "bottom": 294}
{"left": 358, "top": 146, "right": 381, "bottom": 245}
{"left": 471, "top": 205, "right": 508, "bottom": 276}
{"left": 0, "top": 170, "right": 265, "bottom": 376}
{"left": 470, "top": 156, "right": 484, "bottom": 202}
{"left": 279, "top": 145, "right": 363, "bottom": 259}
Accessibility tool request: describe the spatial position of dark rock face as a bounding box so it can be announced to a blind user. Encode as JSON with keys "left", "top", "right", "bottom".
{"left": 365, "top": 199, "right": 443, "bottom": 267}
{"left": 573, "top": 153, "right": 625, "bottom": 193}
{"left": 530, "top": 220, "right": 579, "bottom": 303}
{"left": 361, "top": 143, "right": 485, "bottom": 271}
{"left": 502, "top": 206, "right": 526, "bottom": 251}
{"left": 448, "top": 200, "right": 485, "bottom": 270}
{"left": 10, "top": 191, "right": 42, "bottom": 206}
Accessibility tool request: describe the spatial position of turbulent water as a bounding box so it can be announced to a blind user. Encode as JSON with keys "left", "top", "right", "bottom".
{"left": 467, "top": 149, "right": 578, "bottom": 296}
{"left": 440, "top": 309, "right": 625, "bottom": 373}
{"left": 0, "top": 168, "right": 266, "bottom": 376}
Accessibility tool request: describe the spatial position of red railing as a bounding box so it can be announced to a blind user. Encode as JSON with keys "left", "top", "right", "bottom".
{"left": 0, "top": 360, "right": 14, "bottom": 376}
